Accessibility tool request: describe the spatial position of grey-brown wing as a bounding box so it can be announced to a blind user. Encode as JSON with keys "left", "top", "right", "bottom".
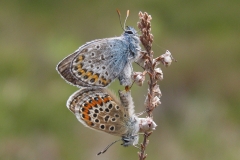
{"left": 56, "top": 38, "right": 129, "bottom": 87}
{"left": 67, "top": 88, "right": 130, "bottom": 136}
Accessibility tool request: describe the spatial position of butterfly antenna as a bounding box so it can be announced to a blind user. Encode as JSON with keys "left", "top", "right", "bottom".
{"left": 117, "top": 9, "right": 125, "bottom": 31}
{"left": 97, "top": 139, "right": 122, "bottom": 155}
{"left": 124, "top": 10, "right": 129, "bottom": 29}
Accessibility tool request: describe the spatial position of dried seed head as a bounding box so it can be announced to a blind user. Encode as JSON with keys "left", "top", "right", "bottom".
{"left": 132, "top": 72, "right": 146, "bottom": 86}
{"left": 153, "top": 50, "right": 175, "bottom": 67}
{"left": 138, "top": 11, "right": 153, "bottom": 51}
{"left": 139, "top": 117, "right": 157, "bottom": 133}
{"left": 153, "top": 84, "right": 162, "bottom": 97}
{"left": 161, "top": 50, "right": 174, "bottom": 67}
{"left": 154, "top": 68, "right": 163, "bottom": 80}
{"left": 135, "top": 51, "right": 149, "bottom": 69}
{"left": 152, "top": 96, "right": 161, "bottom": 107}
{"left": 162, "top": 50, "right": 173, "bottom": 66}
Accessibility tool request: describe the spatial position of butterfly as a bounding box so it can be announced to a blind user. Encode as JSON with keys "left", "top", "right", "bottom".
{"left": 67, "top": 88, "right": 156, "bottom": 154}
{"left": 56, "top": 25, "right": 141, "bottom": 88}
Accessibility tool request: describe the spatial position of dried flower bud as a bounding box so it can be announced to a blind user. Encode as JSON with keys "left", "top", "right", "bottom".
{"left": 135, "top": 51, "right": 149, "bottom": 69}
{"left": 152, "top": 96, "right": 161, "bottom": 107}
{"left": 139, "top": 117, "right": 157, "bottom": 133}
{"left": 138, "top": 11, "right": 153, "bottom": 51}
{"left": 162, "top": 50, "right": 173, "bottom": 67}
{"left": 160, "top": 50, "right": 174, "bottom": 67}
{"left": 132, "top": 72, "right": 146, "bottom": 86}
{"left": 153, "top": 84, "right": 162, "bottom": 97}
{"left": 154, "top": 68, "right": 163, "bottom": 80}
{"left": 147, "top": 15, "right": 152, "bottom": 21}
{"left": 153, "top": 50, "right": 175, "bottom": 67}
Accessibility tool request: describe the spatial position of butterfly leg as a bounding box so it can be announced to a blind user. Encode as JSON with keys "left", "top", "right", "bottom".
{"left": 133, "top": 144, "right": 140, "bottom": 149}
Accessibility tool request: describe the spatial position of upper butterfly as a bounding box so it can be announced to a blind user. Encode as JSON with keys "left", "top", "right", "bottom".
{"left": 56, "top": 26, "right": 141, "bottom": 88}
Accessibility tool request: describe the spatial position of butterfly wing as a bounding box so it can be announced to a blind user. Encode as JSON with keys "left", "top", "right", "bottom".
{"left": 57, "top": 38, "right": 129, "bottom": 87}
{"left": 67, "top": 88, "right": 130, "bottom": 136}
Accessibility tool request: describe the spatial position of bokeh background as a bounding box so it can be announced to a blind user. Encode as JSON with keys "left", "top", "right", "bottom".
{"left": 1, "top": 0, "right": 240, "bottom": 160}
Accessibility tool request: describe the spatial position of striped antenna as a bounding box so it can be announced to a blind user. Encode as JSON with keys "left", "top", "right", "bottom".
{"left": 124, "top": 10, "right": 129, "bottom": 29}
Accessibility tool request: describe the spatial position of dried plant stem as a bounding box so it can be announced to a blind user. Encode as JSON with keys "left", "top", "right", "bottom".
{"left": 136, "top": 11, "right": 174, "bottom": 160}
{"left": 135, "top": 11, "right": 161, "bottom": 160}
{"left": 137, "top": 11, "right": 155, "bottom": 160}
{"left": 139, "top": 56, "right": 155, "bottom": 160}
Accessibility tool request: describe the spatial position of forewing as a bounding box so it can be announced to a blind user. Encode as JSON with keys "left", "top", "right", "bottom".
{"left": 67, "top": 88, "right": 129, "bottom": 136}
{"left": 57, "top": 38, "right": 129, "bottom": 87}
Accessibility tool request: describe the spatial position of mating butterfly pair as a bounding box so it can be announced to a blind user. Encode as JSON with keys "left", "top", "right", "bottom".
{"left": 56, "top": 21, "right": 156, "bottom": 154}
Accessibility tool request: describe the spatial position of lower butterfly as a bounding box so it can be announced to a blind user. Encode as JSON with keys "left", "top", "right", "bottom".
{"left": 67, "top": 88, "right": 157, "bottom": 154}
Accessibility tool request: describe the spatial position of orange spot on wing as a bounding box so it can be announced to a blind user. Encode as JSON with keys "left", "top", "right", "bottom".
{"left": 99, "top": 78, "right": 111, "bottom": 86}
{"left": 77, "top": 63, "right": 82, "bottom": 69}
{"left": 78, "top": 68, "right": 85, "bottom": 74}
{"left": 85, "top": 103, "right": 93, "bottom": 110}
{"left": 88, "top": 74, "right": 99, "bottom": 83}
{"left": 90, "top": 98, "right": 97, "bottom": 107}
{"left": 82, "top": 112, "right": 90, "bottom": 120}
{"left": 78, "top": 55, "right": 84, "bottom": 62}
{"left": 88, "top": 122, "right": 94, "bottom": 126}
{"left": 96, "top": 96, "right": 104, "bottom": 105}
{"left": 86, "top": 71, "right": 93, "bottom": 77}
{"left": 103, "top": 96, "right": 112, "bottom": 103}
{"left": 81, "top": 103, "right": 93, "bottom": 119}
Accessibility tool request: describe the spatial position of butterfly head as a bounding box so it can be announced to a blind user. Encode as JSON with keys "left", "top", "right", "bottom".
{"left": 121, "top": 134, "right": 139, "bottom": 147}
{"left": 124, "top": 26, "right": 138, "bottom": 35}
{"left": 122, "top": 26, "right": 140, "bottom": 63}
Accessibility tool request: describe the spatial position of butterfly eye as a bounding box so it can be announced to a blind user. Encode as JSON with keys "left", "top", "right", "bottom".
{"left": 125, "top": 30, "right": 133, "bottom": 34}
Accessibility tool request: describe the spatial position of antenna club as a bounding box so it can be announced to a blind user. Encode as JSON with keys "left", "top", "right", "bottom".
{"left": 124, "top": 10, "right": 130, "bottom": 29}
{"left": 116, "top": 10, "right": 130, "bottom": 31}
{"left": 116, "top": 9, "right": 121, "bottom": 16}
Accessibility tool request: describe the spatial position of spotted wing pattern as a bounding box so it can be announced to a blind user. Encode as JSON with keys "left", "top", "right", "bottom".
{"left": 67, "top": 88, "right": 131, "bottom": 136}
{"left": 57, "top": 38, "right": 129, "bottom": 87}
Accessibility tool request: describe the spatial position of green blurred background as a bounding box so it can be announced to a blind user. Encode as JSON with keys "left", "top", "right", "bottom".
{"left": 1, "top": 0, "right": 240, "bottom": 160}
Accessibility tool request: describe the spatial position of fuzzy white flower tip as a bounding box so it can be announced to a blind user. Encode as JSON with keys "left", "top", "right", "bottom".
{"left": 139, "top": 117, "right": 157, "bottom": 132}
{"left": 132, "top": 72, "right": 145, "bottom": 86}
{"left": 161, "top": 50, "right": 174, "bottom": 67}
{"left": 165, "top": 50, "right": 171, "bottom": 56}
